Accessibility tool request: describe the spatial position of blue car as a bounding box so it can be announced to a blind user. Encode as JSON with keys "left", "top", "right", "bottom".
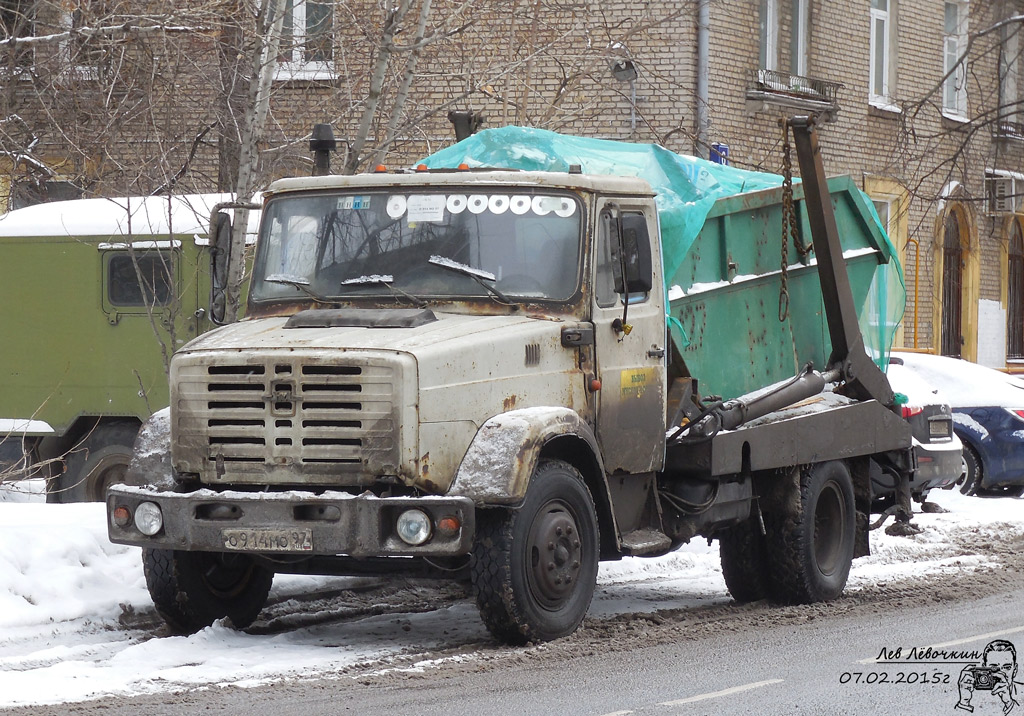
{"left": 892, "top": 352, "right": 1024, "bottom": 498}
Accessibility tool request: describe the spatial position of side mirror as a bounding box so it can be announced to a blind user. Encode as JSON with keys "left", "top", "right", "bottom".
{"left": 613, "top": 213, "right": 653, "bottom": 294}
{"left": 210, "top": 211, "right": 232, "bottom": 325}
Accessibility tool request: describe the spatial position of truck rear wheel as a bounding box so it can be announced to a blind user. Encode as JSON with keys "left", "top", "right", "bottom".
{"left": 765, "top": 461, "right": 855, "bottom": 604}
{"left": 718, "top": 516, "right": 771, "bottom": 602}
{"left": 142, "top": 548, "right": 273, "bottom": 634}
{"left": 470, "top": 459, "right": 599, "bottom": 645}
{"left": 48, "top": 421, "right": 139, "bottom": 503}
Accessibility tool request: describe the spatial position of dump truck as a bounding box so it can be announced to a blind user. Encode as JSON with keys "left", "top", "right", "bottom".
{"left": 106, "top": 117, "right": 954, "bottom": 645}
{"left": 0, "top": 193, "right": 256, "bottom": 502}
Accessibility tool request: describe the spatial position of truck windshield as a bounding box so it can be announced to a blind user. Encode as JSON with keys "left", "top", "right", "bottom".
{"left": 251, "top": 189, "right": 583, "bottom": 304}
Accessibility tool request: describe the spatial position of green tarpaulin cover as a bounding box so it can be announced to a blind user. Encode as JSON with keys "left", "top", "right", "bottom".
{"left": 420, "top": 126, "right": 905, "bottom": 374}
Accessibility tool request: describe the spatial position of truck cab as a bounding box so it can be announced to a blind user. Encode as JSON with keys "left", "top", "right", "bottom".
{"left": 108, "top": 119, "right": 940, "bottom": 646}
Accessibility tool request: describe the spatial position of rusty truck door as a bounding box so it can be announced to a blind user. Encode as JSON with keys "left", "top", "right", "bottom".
{"left": 591, "top": 200, "right": 667, "bottom": 474}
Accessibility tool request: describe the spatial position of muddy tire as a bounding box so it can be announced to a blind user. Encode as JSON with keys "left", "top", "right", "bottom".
{"left": 718, "top": 515, "right": 771, "bottom": 603}
{"left": 48, "top": 421, "right": 139, "bottom": 503}
{"left": 142, "top": 548, "right": 273, "bottom": 634}
{"left": 470, "top": 459, "right": 599, "bottom": 645}
{"left": 765, "top": 461, "right": 855, "bottom": 604}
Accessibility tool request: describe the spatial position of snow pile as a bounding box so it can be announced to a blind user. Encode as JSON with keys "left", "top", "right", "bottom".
{"left": 0, "top": 484, "right": 1019, "bottom": 707}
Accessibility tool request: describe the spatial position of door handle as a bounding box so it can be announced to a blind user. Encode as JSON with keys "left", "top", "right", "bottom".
{"left": 647, "top": 347, "right": 665, "bottom": 359}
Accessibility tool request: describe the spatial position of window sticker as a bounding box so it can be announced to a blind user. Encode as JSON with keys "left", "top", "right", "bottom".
{"left": 407, "top": 194, "right": 446, "bottom": 222}
{"left": 467, "top": 195, "right": 488, "bottom": 214}
{"left": 488, "top": 195, "right": 510, "bottom": 214}
{"left": 386, "top": 195, "right": 407, "bottom": 219}
{"left": 447, "top": 194, "right": 468, "bottom": 214}
{"left": 337, "top": 195, "right": 371, "bottom": 210}
{"left": 532, "top": 195, "right": 558, "bottom": 216}
{"left": 553, "top": 197, "right": 576, "bottom": 217}
{"left": 510, "top": 195, "right": 531, "bottom": 215}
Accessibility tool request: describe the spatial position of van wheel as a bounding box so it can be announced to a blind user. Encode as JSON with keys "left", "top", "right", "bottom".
{"left": 143, "top": 549, "right": 273, "bottom": 634}
{"left": 765, "top": 461, "right": 855, "bottom": 604}
{"left": 471, "top": 459, "right": 599, "bottom": 645}
{"left": 48, "top": 421, "right": 139, "bottom": 503}
{"left": 718, "top": 515, "right": 771, "bottom": 602}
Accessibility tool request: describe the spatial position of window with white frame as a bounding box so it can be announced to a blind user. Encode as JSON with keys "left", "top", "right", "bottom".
{"left": 277, "top": 0, "right": 334, "bottom": 80}
{"left": 1000, "top": 19, "right": 1023, "bottom": 133}
{"left": 759, "top": 0, "right": 779, "bottom": 71}
{"left": 790, "top": 0, "right": 809, "bottom": 77}
{"left": 869, "top": 0, "right": 893, "bottom": 105}
{"left": 943, "top": 1, "right": 968, "bottom": 118}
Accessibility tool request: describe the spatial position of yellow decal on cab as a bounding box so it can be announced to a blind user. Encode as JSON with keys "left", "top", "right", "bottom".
{"left": 619, "top": 367, "right": 657, "bottom": 399}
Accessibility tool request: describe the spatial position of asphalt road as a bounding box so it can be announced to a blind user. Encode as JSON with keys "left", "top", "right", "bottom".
{"left": 24, "top": 561, "right": 1024, "bottom": 716}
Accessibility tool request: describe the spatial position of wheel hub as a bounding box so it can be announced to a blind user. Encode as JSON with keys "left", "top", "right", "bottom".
{"left": 528, "top": 503, "right": 582, "bottom": 608}
{"left": 813, "top": 482, "right": 845, "bottom": 576}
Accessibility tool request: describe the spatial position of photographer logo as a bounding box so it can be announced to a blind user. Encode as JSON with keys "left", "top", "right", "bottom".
{"left": 956, "top": 640, "right": 1021, "bottom": 714}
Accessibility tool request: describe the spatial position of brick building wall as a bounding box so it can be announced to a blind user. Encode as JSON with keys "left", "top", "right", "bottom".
{"left": 4, "top": 0, "right": 1024, "bottom": 365}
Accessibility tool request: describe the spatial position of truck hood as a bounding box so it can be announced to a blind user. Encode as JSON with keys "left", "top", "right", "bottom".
{"left": 181, "top": 309, "right": 558, "bottom": 357}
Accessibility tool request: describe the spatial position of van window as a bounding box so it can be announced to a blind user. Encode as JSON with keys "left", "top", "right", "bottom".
{"left": 107, "top": 252, "right": 175, "bottom": 306}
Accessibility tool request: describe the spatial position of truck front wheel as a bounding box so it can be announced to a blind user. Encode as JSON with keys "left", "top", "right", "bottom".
{"left": 142, "top": 549, "right": 273, "bottom": 634}
{"left": 765, "top": 461, "right": 855, "bottom": 604}
{"left": 471, "top": 459, "right": 599, "bottom": 645}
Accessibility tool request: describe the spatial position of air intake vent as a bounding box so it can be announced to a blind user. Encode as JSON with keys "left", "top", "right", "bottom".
{"left": 525, "top": 343, "right": 541, "bottom": 366}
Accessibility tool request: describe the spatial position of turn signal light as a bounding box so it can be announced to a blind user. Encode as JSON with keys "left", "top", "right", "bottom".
{"left": 112, "top": 505, "right": 132, "bottom": 528}
{"left": 436, "top": 515, "right": 461, "bottom": 536}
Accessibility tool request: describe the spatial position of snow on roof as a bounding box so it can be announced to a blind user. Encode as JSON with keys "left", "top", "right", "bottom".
{"left": 890, "top": 351, "right": 1024, "bottom": 409}
{"left": 0, "top": 193, "right": 260, "bottom": 240}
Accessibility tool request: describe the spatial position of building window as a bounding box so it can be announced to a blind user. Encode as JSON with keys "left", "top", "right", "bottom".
{"left": 1009, "top": 221, "right": 1024, "bottom": 358}
{"left": 790, "top": 0, "right": 809, "bottom": 77}
{"left": 277, "top": 0, "right": 334, "bottom": 80}
{"left": 759, "top": 0, "right": 779, "bottom": 71}
{"left": 943, "top": 1, "right": 968, "bottom": 118}
{"left": 0, "top": 0, "right": 35, "bottom": 69}
{"left": 941, "top": 210, "right": 964, "bottom": 357}
{"left": 10, "top": 178, "right": 82, "bottom": 210}
{"left": 761, "top": 0, "right": 809, "bottom": 76}
{"left": 999, "top": 20, "right": 1023, "bottom": 135}
{"left": 870, "top": 0, "right": 892, "bottom": 105}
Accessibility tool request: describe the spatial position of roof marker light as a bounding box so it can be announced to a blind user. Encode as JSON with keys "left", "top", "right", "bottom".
{"left": 374, "top": 164, "right": 387, "bottom": 173}
{"left": 457, "top": 163, "right": 470, "bottom": 170}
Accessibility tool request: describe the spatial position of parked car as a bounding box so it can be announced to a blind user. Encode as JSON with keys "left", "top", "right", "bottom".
{"left": 876, "top": 358, "right": 962, "bottom": 507}
{"left": 891, "top": 352, "right": 1024, "bottom": 497}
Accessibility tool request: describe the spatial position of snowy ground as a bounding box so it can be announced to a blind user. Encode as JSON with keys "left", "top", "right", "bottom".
{"left": 0, "top": 481, "right": 1020, "bottom": 709}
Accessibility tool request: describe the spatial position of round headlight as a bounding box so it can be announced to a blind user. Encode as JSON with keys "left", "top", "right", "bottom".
{"left": 396, "top": 509, "right": 432, "bottom": 546}
{"left": 134, "top": 502, "right": 164, "bottom": 536}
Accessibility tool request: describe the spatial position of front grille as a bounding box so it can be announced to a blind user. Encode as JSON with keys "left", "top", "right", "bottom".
{"left": 174, "top": 356, "right": 398, "bottom": 483}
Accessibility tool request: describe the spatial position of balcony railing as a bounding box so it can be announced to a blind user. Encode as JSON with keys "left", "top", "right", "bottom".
{"left": 995, "top": 119, "right": 1024, "bottom": 141}
{"left": 746, "top": 69, "right": 843, "bottom": 120}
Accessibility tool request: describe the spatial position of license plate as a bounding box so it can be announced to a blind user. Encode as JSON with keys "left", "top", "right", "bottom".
{"left": 929, "top": 420, "right": 951, "bottom": 438}
{"left": 222, "top": 528, "right": 313, "bottom": 552}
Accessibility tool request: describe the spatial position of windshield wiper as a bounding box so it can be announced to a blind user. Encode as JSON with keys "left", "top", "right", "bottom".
{"left": 340, "top": 274, "right": 428, "bottom": 308}
{"left": 428, "top": 255, "right": 516, "bottom": 306}
{"left": 265, "top": 274, "right": 335, "bottom": 304}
